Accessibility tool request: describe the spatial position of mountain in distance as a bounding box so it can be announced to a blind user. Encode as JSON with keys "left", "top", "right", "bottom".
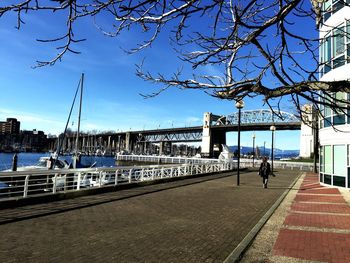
{"left": 228, "top": 146, "right": 299, "bottom": 158}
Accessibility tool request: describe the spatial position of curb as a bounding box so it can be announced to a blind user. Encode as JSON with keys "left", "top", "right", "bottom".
{"left": 223, "top": 172, "right": 304, "bottom": 263}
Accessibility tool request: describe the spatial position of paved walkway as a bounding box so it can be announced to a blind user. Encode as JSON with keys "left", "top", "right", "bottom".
{"left": 0, "top": 169, "right": 300, "bottom": 263}
{"left": 242, "top": 172, "right": 350, "bottom": 263}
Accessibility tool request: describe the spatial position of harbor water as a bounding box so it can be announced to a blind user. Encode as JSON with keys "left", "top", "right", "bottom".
{"left": 0, "top": 152, "right": 118, "bottom": 171}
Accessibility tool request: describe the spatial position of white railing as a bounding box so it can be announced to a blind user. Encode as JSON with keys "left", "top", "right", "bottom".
{"left": 0, "top": 161, "right": 235, "bottom": 200}
{"left": 116, "top": 154, "right": 220, "bottom": 164}
{"left": 0, "top": 158, "right": 315, "bottom": 201}
{"left": 117, "top": 155, "right": 315, "bottom": 171}
{"left": 237, "top": 159, "right": 315, "bottom": 171}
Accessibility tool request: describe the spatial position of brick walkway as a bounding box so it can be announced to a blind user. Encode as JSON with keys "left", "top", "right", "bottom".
{"left": 272, "top": 173, "right": 350, "bottom": 263}
{"left": 0, "top": 170, "right": 299, "bottom": 263}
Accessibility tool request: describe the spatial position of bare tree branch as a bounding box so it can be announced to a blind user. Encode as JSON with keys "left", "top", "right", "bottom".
{"left": 2, "top": 0, "right": 350, "bottom": 122}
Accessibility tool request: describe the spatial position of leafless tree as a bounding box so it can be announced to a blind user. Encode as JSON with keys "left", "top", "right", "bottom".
{"left": 2, "top": 0, "right": 350, "bottom": 121}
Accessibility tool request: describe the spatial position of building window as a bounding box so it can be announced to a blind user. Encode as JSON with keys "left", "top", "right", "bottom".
{"left": 320, "top": 92, "right": 348, "bottom": 127}
{"left": 334, "top": 145, "right": 346, "bottom": 176}
{"left": 320, "top": 23, "right": 349, "bottom": 76}
{"left": 322, "top": 0, "right": 349, "bottom": 22}
{"left": 324, "top": 145, "right": 332, "bottom": 174}
{"left": 333, "top": 176, "right": 346, "bottom": 187}
{"left": 324, "top": 174, "right": 332, "bottom": 184}
{"left": 320, "top": 146, "right": 324, "bottom": 172}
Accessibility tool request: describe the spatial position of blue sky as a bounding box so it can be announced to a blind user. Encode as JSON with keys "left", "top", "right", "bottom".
{"left": 0, "top": 8, "right": 302, "bottom": 150}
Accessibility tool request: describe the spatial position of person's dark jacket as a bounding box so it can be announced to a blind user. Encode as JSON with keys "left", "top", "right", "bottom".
{"left": 258, "top": 162, "right": 271, "bottom": 178}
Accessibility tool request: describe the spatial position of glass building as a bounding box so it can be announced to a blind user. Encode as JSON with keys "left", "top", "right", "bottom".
{"left": 319, "top": 1, "right": 350, "bottom": 188}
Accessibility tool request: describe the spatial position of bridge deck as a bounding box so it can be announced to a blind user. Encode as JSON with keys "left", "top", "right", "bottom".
{"left": 0, "top": 169, "right": 300, "bottom": 263}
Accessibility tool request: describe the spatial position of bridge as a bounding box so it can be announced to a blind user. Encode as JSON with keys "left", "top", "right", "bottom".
{"left": 48, "top": 110, "right": 301, "bottom": 158}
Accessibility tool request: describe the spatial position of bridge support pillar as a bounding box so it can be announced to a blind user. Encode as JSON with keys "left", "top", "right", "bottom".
{"left": 201, "top": 112, "right": 212, "bottom": 158}
{"left": 125, "top": 132, "right": 132, "bottom": 153}
{"left": 201, "top": 112, "right": 227, "bottom": 158}
{"left": 159, "top": 141, "right": 165, "bottom": 155}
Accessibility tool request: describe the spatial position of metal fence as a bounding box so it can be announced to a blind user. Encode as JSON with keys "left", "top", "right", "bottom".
{"left": 0, "top": 161, "right": 235, "bottom": 200}
{"left": 237, "top": 159, "right": 315, "bottom": 171}
{"left": 0, "top": 156, "right": 315, "bottom": 201}
{"left": 116, "top": 154, "right": 220, "bottom": 164}
{"left": 117, "top": 155, "right": 315, "bottom": 171}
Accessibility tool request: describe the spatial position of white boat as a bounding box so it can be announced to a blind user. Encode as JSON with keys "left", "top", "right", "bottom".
{"left": 2, "top": 156, "right": 70, "bottom": 172}
{"left": 218, "top": 144, "right": 234, "bottom": 160}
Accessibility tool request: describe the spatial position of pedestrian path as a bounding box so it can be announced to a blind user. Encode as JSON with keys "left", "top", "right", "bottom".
{"left": 0, "top": 170, "right": 301, "bottom": 263}
{"left": 272, "top": 173, "right": 350, "bottom": 263}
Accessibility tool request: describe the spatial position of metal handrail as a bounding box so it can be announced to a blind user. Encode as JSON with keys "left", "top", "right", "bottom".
{"left": 0, "top": 161, "right": 235, "bottom": 200}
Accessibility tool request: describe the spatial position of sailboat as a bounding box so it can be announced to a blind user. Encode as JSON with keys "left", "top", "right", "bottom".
{"left": 5, "top": 74, "right": 94, "bottom": 172}
{"left": 55, "top": 73, "right": 96, "bottom": 169}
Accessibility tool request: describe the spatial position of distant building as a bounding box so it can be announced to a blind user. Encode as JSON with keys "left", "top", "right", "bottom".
{"left": 21, "top": 129, "right": 48, "bottom": 152}
{"left": 0, "top": 118, "right": 20, "bottom": 135}
{"left": 0, "top": 118, "right": 49, "bottom": 152}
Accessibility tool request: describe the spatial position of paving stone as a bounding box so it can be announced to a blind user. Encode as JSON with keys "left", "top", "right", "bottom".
{"left": 291, "top": 202, "right": 350, "bottom": 214}
{"left": 294, "top": 194, "right": 345, "bottom": 203}
{"left": 273, "top": 229, "right": 350, "bottom": 263}
{"left": 284, "top": 212, "right": 350, "bottom": 229}
{"left": 298, "top": 187, "right": 341, "bottom": 195}
{"left": 0, "top": 169, "right": 300, "bottom": 263}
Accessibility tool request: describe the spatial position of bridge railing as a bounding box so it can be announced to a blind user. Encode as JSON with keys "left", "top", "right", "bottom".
{"left": 0, "top": 161, "right": 235, "bottom": 201}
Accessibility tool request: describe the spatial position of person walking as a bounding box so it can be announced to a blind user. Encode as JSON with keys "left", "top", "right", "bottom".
{"left": 259, "top": 156, "right": 271, "bottom": 188}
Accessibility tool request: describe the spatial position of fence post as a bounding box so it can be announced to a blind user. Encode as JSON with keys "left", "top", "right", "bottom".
{"left": 115, "top": 169, "right": 119, "bottom": 185}
{"left": 129, "top": 169, "right": 133, "bottom": 183}
{"left": 77, "top": 172, "right": 81, "bottom": 190}
{"left": 53, "top": 174, "right": 57, "bottom": 194}
{"left": 23, "top": 175, "right": 30, "bottom": 198}
{"left": 99, "top": 171, "right": 103, "bottom": 187}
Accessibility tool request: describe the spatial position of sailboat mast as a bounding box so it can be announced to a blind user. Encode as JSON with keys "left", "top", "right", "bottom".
{"left": 74, "top": 73, "right": 84, "bottom": 168}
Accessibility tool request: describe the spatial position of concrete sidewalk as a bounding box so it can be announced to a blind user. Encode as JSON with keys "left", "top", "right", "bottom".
{"left": 242, "top": 172, "right": 350, "bottom": 263}
{"left": 0, "top": 169, "right": 300, "bottom": 263}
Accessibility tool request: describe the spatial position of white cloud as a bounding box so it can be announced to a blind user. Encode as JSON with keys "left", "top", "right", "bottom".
{"left": 0, "top": 108, "right": 65, "bottom": 135}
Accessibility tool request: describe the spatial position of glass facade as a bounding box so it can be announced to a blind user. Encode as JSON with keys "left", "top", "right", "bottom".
{"left": 320, "top": 145, "right": 348, "bottom": 187}
{"left": 319, "top": 1, "right": 350, "bottom": 189}
{"left": 319, "top": 92, "right": 347, "bottom": 128}
{"left": 319, "top": 21, "right": 350, "bottom": 76}
{"left": 322, "top": 1, "right": 350, "bottom": 23}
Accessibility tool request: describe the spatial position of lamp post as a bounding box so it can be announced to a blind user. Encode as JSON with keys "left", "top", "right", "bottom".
{"left": 270, "top": 125, "right": 276, "bottom": 175}
{"left": 235, "top": 100, "right": 244, "bottom": 186}
{"left": 263, "top": 141, "right": 266, "bottom": 156}
{"left": 252, "top": 133, "right": 256, "bottom": 167}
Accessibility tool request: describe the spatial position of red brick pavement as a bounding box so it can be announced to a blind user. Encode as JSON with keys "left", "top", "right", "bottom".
{"left": 284, "top": 213, "right": 350, "bottom": 229}
{"left": 291, "top": 202, "right": 350, "bottom": 214}
{"left": 274, "top": 229, "right": 350, "bottom": 263}
{"left": 272, "top": 172, "right": 350, "bottom": 262}
{"left": 298, "top": 187, "right": 341, "bottom": 195}
{"left": 294, "top": 194, "right": 345, "bottom": 203}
